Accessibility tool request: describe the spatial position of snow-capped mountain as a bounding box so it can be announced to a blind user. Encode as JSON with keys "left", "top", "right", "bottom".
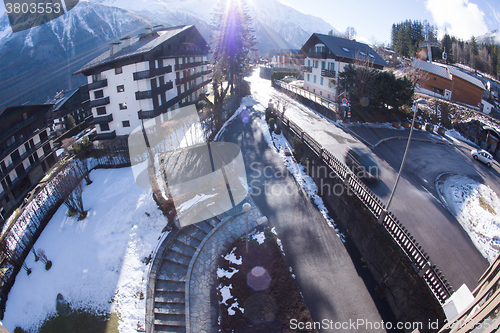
{"left": 477, "top": 29, "right": 500, "bottom": 45}
{"left": 0, "top": 0, "right": 337, "bottom": 107}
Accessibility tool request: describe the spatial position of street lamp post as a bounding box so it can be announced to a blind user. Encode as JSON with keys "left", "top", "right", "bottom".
{"left": 379, "top": 98, "right": 427, "bottom": 224}
{"left": 243, "top": 202, "right": 252, "bottom": 253}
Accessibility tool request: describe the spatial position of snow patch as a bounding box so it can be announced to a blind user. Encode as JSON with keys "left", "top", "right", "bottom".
{"left": 437, "top": 174, "right": 500, "bottom": 263}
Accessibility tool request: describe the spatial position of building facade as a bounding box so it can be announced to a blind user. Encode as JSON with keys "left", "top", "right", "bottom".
{"left": 413, "top": 58, "right": 485, "bottom": 107}
{"left": 74, "top": 25, "right": 212, "bottom": 140}
{"left": 300, "top": 34, "right": 388, "bottom": 102}
{"left": 49, "top": 85, "right": 91, "bottom": 133}
{"left": 0, "top": 105, "right": 57, "bottom": 223}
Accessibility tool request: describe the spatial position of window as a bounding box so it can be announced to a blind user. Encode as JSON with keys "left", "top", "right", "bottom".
{"left": 307, "top": 74, "right": 310, "bottom": 81}
{"left": 315, "top": 60, "right": 319, "bottom": 68}
{"left": 313, "top": 75, "right": 316, "bottom": 83}
{"left": 320, "top": 77, "right": 324, "bottom": 85}
{"left": 320, "top": 91, "right": 323, "bottom": 96}
{"left": 115, "top": 67, "right": 123, "bottom": 74}
{"left": 96, "top": 107, "right": 106, "bottom": 115}
{"left": 369, "top": 54, "right": 375, "bottom": 58}
{"left": 330, "top": 62, "right": 335, "bottom": 71}
{"left": 342, "top": 47, "right": 349, "bottom": 52}
{"left": 94, "top": 90, "right": 104, "bottom": 99}
{"left": 359, "top": 51, "right": 366, "bottom": 56}
{"left": 321, "top": 61, "right": 325, "bottom": 70}
{"left": 308, "top": 59, "right": 311, "bottom": 66}
{"left": 119, "top": 103, "right": 127, "bottom": 110}
{"left": 100, "top": 123, "right": 110, "bottom": 131}
{"left": 122, "top": 120, "right": 130, "bottom": 127}
{"left": 117, "top": 85, "right": 125, "bottom": 93}
{"left": 92, "top": 73, "right": 101, "bottom": 82}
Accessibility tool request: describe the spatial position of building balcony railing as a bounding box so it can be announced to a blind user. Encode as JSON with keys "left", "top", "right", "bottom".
{"left": 175, "top": 70, "right": 212, "bottom": 86}
{"left": 302, "top": 66, "right": 312, "bottom": 73}
{"left": 90, "top": 96, "right": 110, "bottom": 107}
{"left": 93, "top": 130, "right": 116, "bottom": 140}
{"left": 135, "top": 90, "right": 152, "bottom": 100}
{"left": 0, "top": 133, "right": 55, "bottom": 183}
{"left": 88, "top": 79, "right": 108, "bottom": 91}
{"left": 321, "top": 69, "right": 336, "bottom": 78}
{"left": 135, "top": 81, "right": 174, "bottom": 100}
{"left": 175, "top": 61, "right": 209, "bottom": 71}
{"left": 0, "top": 113, "right": 45, "bottom": 145}
{"left": 138, "top": 78, "right": 212, "bottom": 120}
{"left": 93, "top": 114, "right": 113, "bottom": 124}
{"left": 133, "top": 65, "right": 173, "bottom": 81}
{"left": 309, "top": 52, "right": 327, "bottom": 59}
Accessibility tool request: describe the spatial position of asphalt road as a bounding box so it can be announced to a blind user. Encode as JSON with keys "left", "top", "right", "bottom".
{"left": 346, "top": 126, "right": 496, "bottom": 291}
{"left": 221, "top": 108, "right": 394, "bottom": 332}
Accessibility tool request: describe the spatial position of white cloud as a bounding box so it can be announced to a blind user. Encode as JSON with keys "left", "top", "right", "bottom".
{"left": 425, "top": 0, "right": 488, "bottom": 40}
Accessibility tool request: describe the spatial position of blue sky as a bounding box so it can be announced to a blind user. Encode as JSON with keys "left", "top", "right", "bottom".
{"left": 279, "top": 0, "right": 500, "bottom": 45}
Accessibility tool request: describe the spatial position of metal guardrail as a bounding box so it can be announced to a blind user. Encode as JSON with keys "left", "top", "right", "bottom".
{"left": 274, "top": 80, "right": 339, "bottom": 114}
{"left": 278, "top": 113, "right": 453, "bottom": 304}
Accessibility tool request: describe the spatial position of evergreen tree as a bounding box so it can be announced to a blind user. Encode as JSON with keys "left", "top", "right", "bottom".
{"left": 66, "top": 114, "right": 76, "bottom": 129}
{"left": 211, "top": 0, "right": 256, "bottom": 132}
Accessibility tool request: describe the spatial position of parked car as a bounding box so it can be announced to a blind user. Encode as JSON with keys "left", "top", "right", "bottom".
{"left": 471, "top": 149, "right": 493, "bottom": 167}
{"left": 345, "top": 147, "right": 381, "bottom": 181}
{"left": 281, "top": 76, "right": 296, "bottom": 83}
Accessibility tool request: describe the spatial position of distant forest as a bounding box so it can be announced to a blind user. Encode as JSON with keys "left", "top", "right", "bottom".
{"left": 391, "top": 20, "right": 500, "bottom": 78}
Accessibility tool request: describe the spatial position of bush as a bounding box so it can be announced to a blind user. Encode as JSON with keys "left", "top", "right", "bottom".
{"left": 269, "top": 118, "right": 276, "bottom": 132}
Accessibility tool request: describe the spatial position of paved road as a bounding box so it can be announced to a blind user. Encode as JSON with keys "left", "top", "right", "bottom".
{"left": 221, "top": 107, "right": 393, "bottom": 332}
{"left": 249, "top": 70, "right": 493, "bottom": 291}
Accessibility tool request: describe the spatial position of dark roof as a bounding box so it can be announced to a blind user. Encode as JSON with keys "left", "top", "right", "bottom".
{"left": 304, "top": 33, "right": 388, "bottom": 68}
{"left": 74, "top": 25, "right": 199, "bottom": 75}
{"left": 49, "top": 89, "right": 79, "bottom": 111}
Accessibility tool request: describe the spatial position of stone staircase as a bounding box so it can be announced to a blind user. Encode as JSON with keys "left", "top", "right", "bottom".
{"left": 150, "top": 205, "right": 232, "bottom": 333}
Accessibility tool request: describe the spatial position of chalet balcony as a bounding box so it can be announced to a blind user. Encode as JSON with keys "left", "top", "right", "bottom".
{"left": 175, "top": 61, "right": 209, "bottom": 71}
{"left": 321, "top": 69, "right": 336, "bottom": 78}
{"left": 133, "top": 65, "right": 173, "bottom": 81}
{"left": 137, "top": 109, "right": 160, "bottom": 119}
{"left": 93, "top": 114, "right": 113, "bottom": 124}
{"left": 175, "top": 70, "right": 213, "bottom": 85}
{"left": 94, "top": 130, "right": 116, "bottom": 140}
{"left": 302, "top": 66, "right": 312, "bottom": 73}
{"left": 138, "top": 78, "right": 212, "bottom": 119}
{"left": 90, "top": 96, "right": 110, "bottom": 107}
{"left": 309, "top": 52, "right": 327, "bottom": 59}
{"left": 88, "top": 79, "right": 108, "bottom": 90}
{"left": 135, "top": 81, "right": 174, "bottom": 100}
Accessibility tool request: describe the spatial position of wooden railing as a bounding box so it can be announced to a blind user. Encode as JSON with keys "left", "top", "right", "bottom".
{"left": 279, "top": 113, "right": 453, "bottom": 304}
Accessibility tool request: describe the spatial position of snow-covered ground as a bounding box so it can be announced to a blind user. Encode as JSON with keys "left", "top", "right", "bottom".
{"left": 2, "top": 168, "right": 167, "bottom": 332}
{"left": 437, "top": 174, "right": 500, "bottom": 263}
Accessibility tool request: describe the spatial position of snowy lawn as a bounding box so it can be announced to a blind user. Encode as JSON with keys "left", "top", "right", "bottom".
{"left": 437, "top": 174, "right": 500, "bottom": 263}
{"left": 3, "top": 167, "right": 167, "bottom": 333}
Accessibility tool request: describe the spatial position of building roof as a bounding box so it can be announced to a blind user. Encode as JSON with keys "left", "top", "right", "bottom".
{"left": 304, "top": 33, "right": 388, "bottom": 68}
{"left": 412, "top": 58, "right": 486, "bottom": 90}
{"left": 412, "top": 58, "right": 451, "bottom": 80}
{"left": 74, "top": 25, "right": 199, "bottom": 75}
{"left": 49, "top": 89, "right": 79, "bottom": 111}
{"left": 446, "top": 65, "right": 485, "bottom": 90}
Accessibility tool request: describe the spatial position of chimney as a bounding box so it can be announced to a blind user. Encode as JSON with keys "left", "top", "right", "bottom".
{"left": 120, "top": 36, "right": 131, "bottom": 49}
{"left": 110, "top": 42, "right": 122, "bottom": 56}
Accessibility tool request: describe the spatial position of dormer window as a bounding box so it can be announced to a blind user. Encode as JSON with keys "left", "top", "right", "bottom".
{"left": 359, "top": 51, "right": 366, "bottom": 56}
{"left": 342, "top": 47, "right": 349, "bottom": 52}
{"left": 369, "top": 54, "right": 375, "bottom": 58}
